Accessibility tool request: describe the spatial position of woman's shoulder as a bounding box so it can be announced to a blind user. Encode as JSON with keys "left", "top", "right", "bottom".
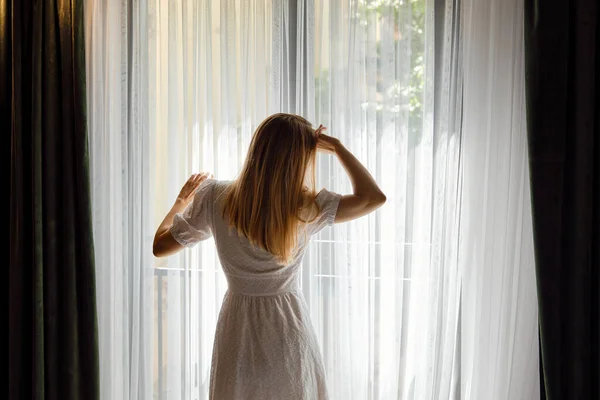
{"left": 210, "top": 179, "right": 233, "bottom": 190}
{"left": 315, "top": 187, "right": 341, "bottom": 206}
{"left": 209, "top": 179, "right": 234, "bottom": 202}
{"left": 193, "top": 178, "right": 230, "bottom": 200}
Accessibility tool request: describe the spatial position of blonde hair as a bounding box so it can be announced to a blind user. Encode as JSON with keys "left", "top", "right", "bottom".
{"left": 223, "top": 113, "right": 319, "bottom": 264}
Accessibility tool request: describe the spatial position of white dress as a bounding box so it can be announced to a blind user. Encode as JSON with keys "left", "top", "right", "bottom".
{"left": 170, "top": 179, "right": 341, "bottom": 400}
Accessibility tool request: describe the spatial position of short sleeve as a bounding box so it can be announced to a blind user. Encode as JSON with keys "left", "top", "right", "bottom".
{"left": 309, "top": 188, "right": 342, "bottom": 235}
{"left": 170, "top": 179, "right": 215, "bottom": 247}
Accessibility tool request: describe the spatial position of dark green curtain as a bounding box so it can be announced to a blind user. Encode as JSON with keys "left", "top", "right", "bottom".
{"left": 4, "top": 0, "right": 99, "bottom": 398}
{"left": 524, "top": 0, "right": 599, "bottom": 399}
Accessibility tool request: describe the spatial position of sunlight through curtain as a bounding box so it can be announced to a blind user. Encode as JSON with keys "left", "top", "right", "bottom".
{"left": 85, "top": 0, "right": 538, "bottom": 399}
{"left": 459, "top": 0, "right": 540, "bottom": 398}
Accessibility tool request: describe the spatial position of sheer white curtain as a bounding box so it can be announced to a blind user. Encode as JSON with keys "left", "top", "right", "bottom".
{"left": 147, "top": 1, "right": 293, "bottom": 398}
{"left": 85, "top": 0, "right": 538, "bottom": 398}
{"left": 85, "top": 0, "right": 153, "bottom": 398}
{"left": 459, "top": 0, "right": 539, "bottom": 398}
{"left": 308, "top": 0, "right": 462, "bottom": 398}
{"left": 86, "top": 1, "right": 327, "bottom": 398}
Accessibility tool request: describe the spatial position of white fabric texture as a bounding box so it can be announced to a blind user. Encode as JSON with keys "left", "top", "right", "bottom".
{"left": 459, "top": 0, "right": 540, "bottom": 398}
{"left": 85, "top": 0, "right": 153, "bottom": 398}
{"left": 309, "top": 1, "right": 455, "bottom": 397}
{"left": 170, "top": 180, "right": 340, "bottom": 399}
{"left": 85, "top": 0, "right": 539, "bottom": 399}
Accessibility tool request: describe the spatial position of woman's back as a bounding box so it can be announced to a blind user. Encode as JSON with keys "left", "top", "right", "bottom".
{"left": 170, "top": 178, "right": 341, "bottom": 399}
{"left": 171, "top": 179, "right": 341, "bottom": 296}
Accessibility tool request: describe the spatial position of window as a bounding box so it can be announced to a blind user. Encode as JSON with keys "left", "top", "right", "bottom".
{"left": 148, "top": 0, "right": 431, "bottom": 398}
{"left": 88, "top": 0, "right": 540, "bottom": 398}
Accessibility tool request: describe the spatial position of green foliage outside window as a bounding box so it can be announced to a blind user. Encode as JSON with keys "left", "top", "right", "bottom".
{"left": 315, "top": 0, "right": 425, "bottom": 144}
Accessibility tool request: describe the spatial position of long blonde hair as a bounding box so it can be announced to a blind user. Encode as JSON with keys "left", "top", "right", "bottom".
{"left": 223, "top": 113, "right": 319, "bottom": 264}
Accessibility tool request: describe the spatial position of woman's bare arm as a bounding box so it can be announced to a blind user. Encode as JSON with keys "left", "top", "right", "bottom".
{"left": 153, "top": 172, "right": 210, "bottom": 257}
{"left": 316, "top": 126, "right": 386, "bottom": 223}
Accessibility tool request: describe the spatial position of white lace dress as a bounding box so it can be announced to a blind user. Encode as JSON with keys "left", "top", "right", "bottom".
{"left": 170, "top": 179, "right": 341, "bottom": 400}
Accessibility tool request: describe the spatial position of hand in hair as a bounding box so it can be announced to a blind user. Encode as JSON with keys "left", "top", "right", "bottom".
{"left": 315, "top": 125, "right": 386, "bottom": 223}
{"left": 315, "top": 125, "right": 340, "bottom": 154}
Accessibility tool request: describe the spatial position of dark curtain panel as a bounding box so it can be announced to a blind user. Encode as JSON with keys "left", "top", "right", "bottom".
{"left": 4, "top": 0, "right": 99, "bottom": 398}
{"left": 524, "top": 0, "right": 599, "bottom": 399}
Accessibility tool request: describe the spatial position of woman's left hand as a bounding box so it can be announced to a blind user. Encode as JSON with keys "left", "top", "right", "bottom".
{"left": 177, "top": 172, "right": 212, "bottom": 204}
{"left": 315, "top": 125, "right": 340, "bottom": 154}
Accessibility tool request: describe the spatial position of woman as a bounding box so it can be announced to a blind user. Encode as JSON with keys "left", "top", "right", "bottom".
{"left": 153, "top": 113, "right": 386, "bottom": 399}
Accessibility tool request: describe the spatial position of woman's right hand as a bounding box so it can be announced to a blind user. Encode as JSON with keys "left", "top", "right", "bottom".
{"left": 176, "top": 172, "right": 212, "bottom": 205}
{"left": 315, "top": 125, "right": 341, "bottom": 154}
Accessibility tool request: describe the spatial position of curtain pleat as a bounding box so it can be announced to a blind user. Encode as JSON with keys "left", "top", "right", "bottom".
{"left": 524, "top": 0, "right": 600, "bottom": 398}
{"left": 459, "top": 0, "right": 540, "bottom": 398}
{"left": 7, "top": 0, "right": 100, "bottom": 398}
